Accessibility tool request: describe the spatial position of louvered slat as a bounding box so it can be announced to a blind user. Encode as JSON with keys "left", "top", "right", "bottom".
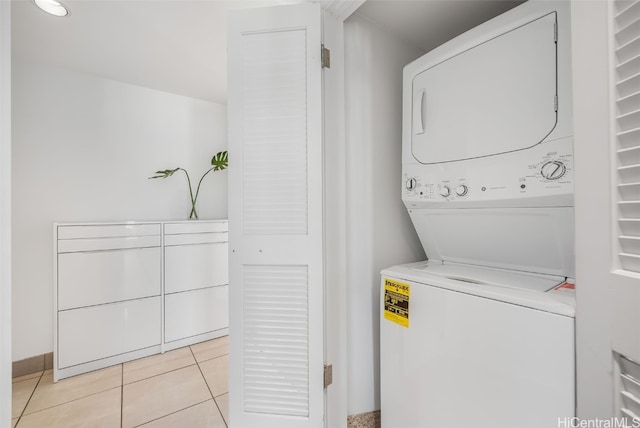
{"left": 241, "top": 30, "right": 308, "bottom": 236}
{"left": 243, "top": 265, "right": 309, "bottom": 417}
{"left": 617, "top": 90, "right": 640, "bottom": 115}
{"left": 619, "top": 355, "right": 640, "bottom": 424}
{"left": 617, "top": 1, "right": 640, "bottom": 28}
{"left": 619, "top": 146, "right": 640, "bottom": 166}
{"left": 620, "top": 218, "right": 640, "bottom": 235}
{"left": 615, "top": 0, "right": 640, "bottom": 273}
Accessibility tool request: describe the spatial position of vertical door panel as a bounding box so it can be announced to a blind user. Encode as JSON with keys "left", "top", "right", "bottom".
{"left": 228, "top": 4, "right": 323, "bottom": 428}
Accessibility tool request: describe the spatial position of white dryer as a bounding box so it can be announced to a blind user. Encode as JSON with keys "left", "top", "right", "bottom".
{"left": 381, "top": 1, "right": 575, "bottom": 427}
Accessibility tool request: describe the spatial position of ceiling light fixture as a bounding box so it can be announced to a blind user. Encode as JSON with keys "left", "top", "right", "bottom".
{"left": 34, "top": 0, "right": 69, "bottom": 17}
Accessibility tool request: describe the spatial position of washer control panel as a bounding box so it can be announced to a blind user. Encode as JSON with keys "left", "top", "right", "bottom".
{"left": 403, "top": 139, "right": 573, "bottom": 206}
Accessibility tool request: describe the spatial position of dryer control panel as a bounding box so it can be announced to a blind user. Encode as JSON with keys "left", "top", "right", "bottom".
{"left": 403, "top": 137, "right": 573, "bottom": 209}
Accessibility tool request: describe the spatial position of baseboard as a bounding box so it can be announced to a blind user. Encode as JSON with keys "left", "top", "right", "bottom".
{"left": 347, "top": 410, "right": 381, "bottom": 428}
{"left": 12, "top": 352, "right": 53, "bottom": 378}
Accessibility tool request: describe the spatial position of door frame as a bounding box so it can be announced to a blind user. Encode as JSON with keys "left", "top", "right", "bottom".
{"left": 319, "top": 2, "right": 365, "bottom": 427}
{"left": 1, "top": 1, "right": 11, "bottom": 426}
{"left": 0, "top": 1, "right": 369, "bottom": 427}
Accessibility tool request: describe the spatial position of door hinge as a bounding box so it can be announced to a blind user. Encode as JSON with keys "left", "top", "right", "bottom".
{"left": 554, "top": 95, "right": 558, "bottom": 112}
{"left": 554, "top": 21, "right": 558, "bottom": 42}
{"left": 322, "top": 45, "right": 331, "bottom": 69}
{"left": 324, "top": 364, "right": 333, "bottom": 388}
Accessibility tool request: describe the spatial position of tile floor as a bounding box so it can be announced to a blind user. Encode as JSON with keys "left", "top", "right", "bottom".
{"left": 11, "top": 336, "right": 229, "bottom": 428}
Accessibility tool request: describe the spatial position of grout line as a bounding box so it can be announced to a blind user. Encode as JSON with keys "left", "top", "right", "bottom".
{"left": 20, "top": 386, "right": 122, "bottom": 418}
{"left": 190, "top": 345, "right": 229, "bottom": 428}
{"left": 194, "top": 351, "right": 229, "bottom": 365}
{"left": 121, "top": 363, "right": 124, "bottom": 428}
{"left": 123, "top": 362, "right": 198, "bottom": 386}
{"left": 16, "top": 369, "right": 45, "bottom": 423}
{"left": 213, "top": 394, "right": 228, "bottom": 428}
{"left": 132, "top": 399, "right": 211, "bottom": 427}
{"left": 189, "top": 346, "right": 216, "bottom": 400}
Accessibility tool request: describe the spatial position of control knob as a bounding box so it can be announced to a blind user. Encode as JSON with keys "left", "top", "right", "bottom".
{"left": 540, "top": 161, "right": 567, "bottom": 180}
{"left": 440, "top": 186, "right": 450, "bottom": 197}
{"left": 455, "top": 185, "right": 468, "bottom": 196}
{"left": 406, "top": 178, "right": 417, "bottom": 191}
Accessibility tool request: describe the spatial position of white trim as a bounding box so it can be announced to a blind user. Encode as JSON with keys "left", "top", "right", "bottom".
{"left": 322, "top": 9, "right": 347, "bottom": 428}
{"left": 0, "top": 1, "right": 11, "bottom": 426}
{"left": 320, "top": 0, "right": 366, "bottom": 21}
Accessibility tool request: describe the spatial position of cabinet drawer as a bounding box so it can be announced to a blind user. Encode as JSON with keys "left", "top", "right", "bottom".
{"left": 164, "top": 232, "right": 227, "bottom": 246}
{"left": 165, "top": 242, "right": 228, "bottom": 293}
{"left": 164, "top": 221, "right": 228, "bottom": 235}
{"left": 58, "top": 236, "right": 160, "bottom": 253}
{"left": 57, "top": 296, "right": 161, "bottom": 369}
{"left": 57, "top": 224, "right": 161, "bottom": 240}
{"left": 58, "top": 247, "right": 161, "bottom": 310}
{"left": 164, "top": 286, "right": 228, "bottom": 343}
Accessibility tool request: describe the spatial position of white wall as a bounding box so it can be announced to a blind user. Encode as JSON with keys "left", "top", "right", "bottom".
{"left": 571, "top": 0, "right": 614, "bottom": 419}
{"left": 12, "top": 62, "right": 228, "bottom": 361}
{"left": 1, "top": 1, "right": 12, "bottom": 425}
{"left": 344, "top": 14, "right": 425, "bottom": 416}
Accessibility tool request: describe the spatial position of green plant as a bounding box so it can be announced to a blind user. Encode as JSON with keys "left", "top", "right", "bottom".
{"left": 150, "top": 151, "right": 228, "bottom": 219}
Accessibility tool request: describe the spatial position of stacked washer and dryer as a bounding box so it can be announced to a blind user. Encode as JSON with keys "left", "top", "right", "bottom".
{"left": 380, "top": 2, "right": 576, "bottom": 427}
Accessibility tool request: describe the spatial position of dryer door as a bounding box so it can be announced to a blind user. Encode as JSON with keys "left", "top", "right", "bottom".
{"left": 411, "top": 12, "right": 557, "bottom": 164}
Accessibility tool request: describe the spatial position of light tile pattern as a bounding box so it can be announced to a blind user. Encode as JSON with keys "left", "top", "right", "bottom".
{"left": 25, "top": 365, "right": 122, "bottom": 415}
{"left": 123, "top": 346, "right": 195, "bottom": 384}
{"left": 139, "top": 400, "right": 226, "bottom": 428}
{"left": 12, "top": 371, "right": 42, "bottom": 384}
{"left": 216, "top": 393, "right": 229, "bottom": 425}
{"left": 122, "top": 365, "right": 211, "bottom": 428}
{"left": 191, "top": 335, "right": 229, "bottom": 363}
{"left": 199, "top": 355, "right": 229, "bottom": 397}
{"left": 12, "top": 377, "right": 39, "bottom": 419}
{"left": 18, "top": 388, "right": 121, "bottom": 428}
{"left": 12, "top": 336, "right": 229, "bottom": 428}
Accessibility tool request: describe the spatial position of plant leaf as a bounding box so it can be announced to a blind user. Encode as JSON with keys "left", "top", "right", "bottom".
{"left": 211, "top": 151, "right": 228, "bottom": 171}
{"left": 148, "top": 167, "right": 180, "bottom": 179}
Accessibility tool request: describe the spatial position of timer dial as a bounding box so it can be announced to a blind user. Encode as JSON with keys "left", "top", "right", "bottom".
{"left": 406, "top": 178, "right": 417, "bottom": 191}
{"left": 540, "top": 161, "right": 567, "bottom": 180}
{"left": 455, "top": 185, "right": 468, "bottom": 196}
{"left": 440, "top": 186, "right": 451, "bottom": 197}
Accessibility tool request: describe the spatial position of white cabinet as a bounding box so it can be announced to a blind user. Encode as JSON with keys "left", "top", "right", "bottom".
{"left": 58, "top": 248, "right": 161, "bottom": 310}
{"left": 54, "top": 220, "right": 228, "bottom": 381}
{"left": 163, "top": 221, "right": 229, "bottom": 350}
{"left": 165, "top": 286, "right": 228, "bottom": 344}
{"left": 54, "top": 223, "right": 162, "bottom": 381}
{"left": 58, "top": 297, "right": 162, "bottom": 368}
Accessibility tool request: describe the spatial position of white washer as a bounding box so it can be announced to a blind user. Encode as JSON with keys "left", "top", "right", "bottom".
{"left": 382, "top": 1, "right": 575, "bottom": 426}
{"left": 381, "top": 261, "right": 575, "bottom": 428}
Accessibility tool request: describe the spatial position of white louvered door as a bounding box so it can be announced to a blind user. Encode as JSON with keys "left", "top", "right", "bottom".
{"left": 615, "top": 0, "right": 640, "bottom": 273}
{"left": 227, "top": 4, "right": 324, "bottom": 428}
{"left": 610, "top": 0, "right": 640, "bottom": 365}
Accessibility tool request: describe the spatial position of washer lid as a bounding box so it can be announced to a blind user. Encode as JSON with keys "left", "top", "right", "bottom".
{"left": 409, "top": 261, "right": 563, "bottom": 292}
{"left": 382, "top": 261, "right": 575, "bottom": 317}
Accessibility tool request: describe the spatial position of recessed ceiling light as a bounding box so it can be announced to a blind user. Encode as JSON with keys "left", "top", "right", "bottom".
{"left": 34, "top": 0, "right": 69, "bottom": 17}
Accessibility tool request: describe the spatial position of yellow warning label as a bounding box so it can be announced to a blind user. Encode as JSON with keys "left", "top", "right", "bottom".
{"left": 384, "top": 278, "right": 410, "bottom": 328}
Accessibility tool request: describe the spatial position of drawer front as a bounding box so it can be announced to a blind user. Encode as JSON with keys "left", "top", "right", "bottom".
{"left": 165, "top": 242, "right": 228, "bottom": 294}
{"left": 57, "top": 223, "right": 161, "bottom": 240}
{"left": 164, "top": 232, "right": 228, "bottom": 246}
{"left": 58, "top": 236, "right": 160, "bottom": 253}
{"left": 164, "top": 286, "right": 228, "bottom": 343}
{"left": 58, "top": 248, "right": 161, "bottom": 310}
{"left": 57, "top": 296, "right": 161, "bottom": 369}
{"left": 164, "top": 221, "right": 228, "bottom": 235}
